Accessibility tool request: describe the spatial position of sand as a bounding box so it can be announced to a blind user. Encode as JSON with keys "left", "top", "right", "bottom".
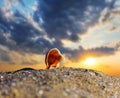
{"left": 0, "top": 67, "right": 120, "bottom": 98}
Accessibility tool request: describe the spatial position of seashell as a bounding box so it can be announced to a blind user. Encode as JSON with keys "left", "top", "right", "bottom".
{"left": 45, "top": 48, "right": 63, "bottom": 69}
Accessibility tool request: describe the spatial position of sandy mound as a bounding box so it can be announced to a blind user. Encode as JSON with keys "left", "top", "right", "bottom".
{"left": 0, "top": 67, "right": 120, "bottom": 98}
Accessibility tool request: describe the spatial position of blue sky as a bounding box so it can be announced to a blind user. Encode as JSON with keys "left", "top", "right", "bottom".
{"left": 0, "top": 0, "right": 120, "bottom": 71}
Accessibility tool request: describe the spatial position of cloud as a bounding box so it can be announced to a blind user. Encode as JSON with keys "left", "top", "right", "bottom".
{"left": 0, "top": 45, "right": 43, "bottom": 65}
{"left": 0, "top": 41, "right": 119, "bottom": 66}
{"left": 65, "top": 41, "right": 120, "bottom": 61}
{"left": 108, "top": 26, "right": 116, "bottom": 32}
{"left": 86, "top": 46, "right": 116, "bottom": 57}
{"left": 0, "top": 45, "right": 10, "bottom": 62}
{"left": 0, "top": 0, "right": 119, "bottom": 65}
{"left": 34, "top": 0, "right": 115, "bottom": 41}
{"left": 0, "top": 0, "right": 116, "bottom": 48}
{"left": 116, "top": 42, "right": 120, "bottom": 50}
{"left": 0, "top": 8, "right": 47, "bottom": 53}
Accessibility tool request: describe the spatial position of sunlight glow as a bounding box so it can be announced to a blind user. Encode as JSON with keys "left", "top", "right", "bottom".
{"left": 84, "top": 58, "right": 96, "bottom": 66}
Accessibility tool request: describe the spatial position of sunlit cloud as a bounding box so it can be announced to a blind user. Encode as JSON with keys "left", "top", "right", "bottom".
{"left": 0, "top": 45, "right": 44, "bottom": 66}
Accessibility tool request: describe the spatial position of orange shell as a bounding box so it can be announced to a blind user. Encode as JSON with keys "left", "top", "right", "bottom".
{"left": 45, "top": 48, "right": 62, "bottom": 69}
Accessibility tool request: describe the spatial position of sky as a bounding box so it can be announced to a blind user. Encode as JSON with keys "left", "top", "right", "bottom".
{"left": 0, "top": 0, "right": 120, "bottom": 76}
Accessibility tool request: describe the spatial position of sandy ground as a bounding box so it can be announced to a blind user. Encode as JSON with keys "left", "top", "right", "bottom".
{"left": 0, "top": 67, "right": 120, "bottom": 98}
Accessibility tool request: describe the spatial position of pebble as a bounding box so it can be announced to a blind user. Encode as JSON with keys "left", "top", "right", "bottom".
{"left": 38, "top": 90, "right": 44, "bottom": 96}
{"left": 0, "top": 76, "right": 4, "bottom": 79}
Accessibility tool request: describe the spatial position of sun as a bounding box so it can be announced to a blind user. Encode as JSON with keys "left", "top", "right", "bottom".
{"left": 84, "top": 57, "right": 96, "bottom": 66}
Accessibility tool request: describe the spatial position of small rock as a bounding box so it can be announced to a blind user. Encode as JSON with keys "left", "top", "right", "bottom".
{"left": 38, "top": 90, "right": 44, "bottom": 96}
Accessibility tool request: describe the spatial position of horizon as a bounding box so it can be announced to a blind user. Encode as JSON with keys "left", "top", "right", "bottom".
{"left": 0, "top": 0, "right": 120, "bottom": 76}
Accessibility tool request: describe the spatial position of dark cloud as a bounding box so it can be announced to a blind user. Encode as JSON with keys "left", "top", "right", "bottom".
{"left": 0, "top": 9, "right": 48, "bottom": 53}
{"left": 0, "top": 47, "right": 10, "bottom": 62}
{"left": 34, "top": 0, "right": 115, "bottom": 41}
{"left": 0, "top": 45, "right": 41, "bottom": 65}
{"left": 86, "top": 46, "right": 116, "bottom": 57}
{"left": 64, "top": 45, "right": 118, "bottom": 61}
